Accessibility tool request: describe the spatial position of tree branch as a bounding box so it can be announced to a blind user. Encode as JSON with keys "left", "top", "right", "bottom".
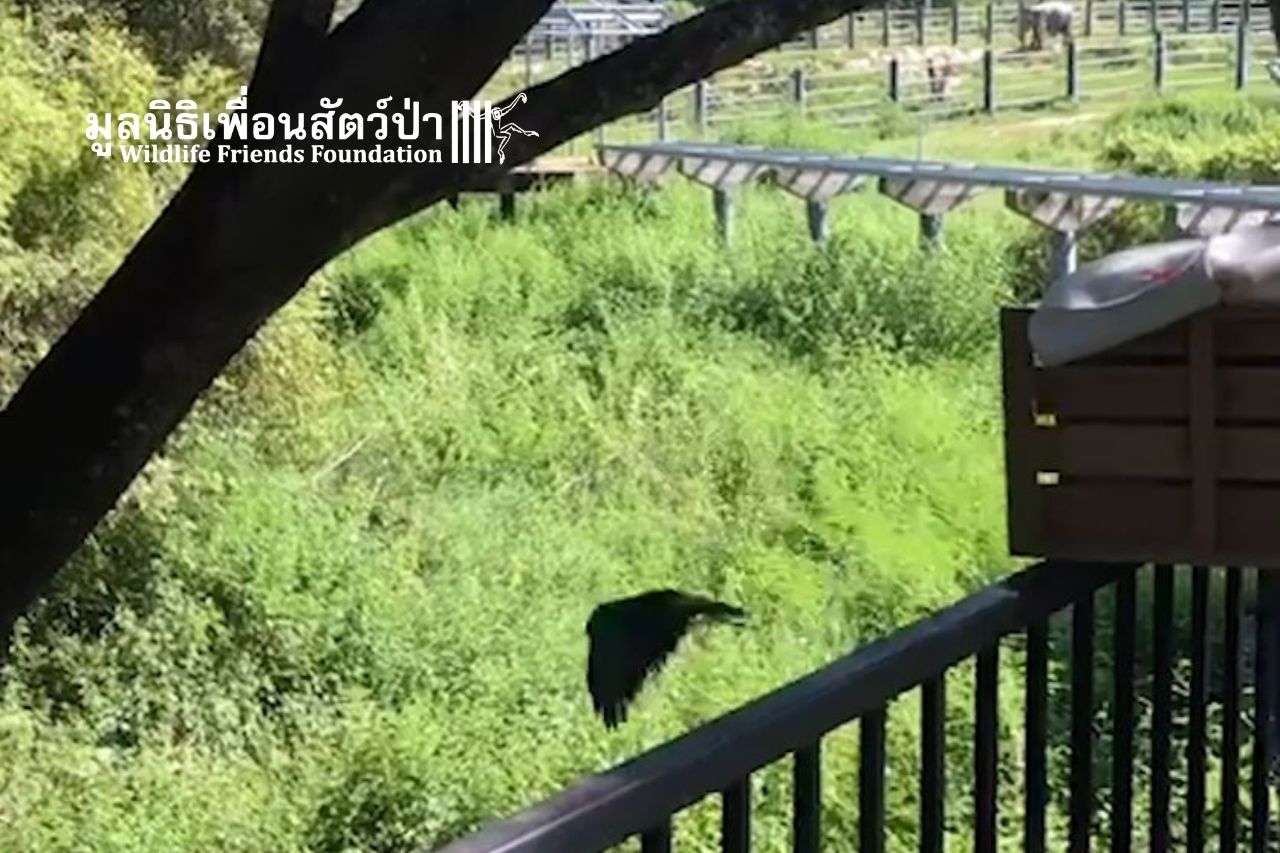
{"left": 249, "top": 0, "right": 338, "bottom": 108}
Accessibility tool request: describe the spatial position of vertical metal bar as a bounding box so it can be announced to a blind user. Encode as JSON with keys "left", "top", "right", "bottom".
{"left": 1188, "top": 567, "right": 1210, "bottom": 853}
{"left": 976, "top": 645, "right": 999, "bottom": 853}
{"left": 695, "top": 80, "right": 709, "bottom": 132}
{"left": 1252, "top": 569, "right": 1275, "bottom": 853}
{"left": 1236, "top": 24, "right": 1250, "bottom": 88}
{"left": 889, "top": 57, "right": 902, "bottom": 102}
{"left": 1086, "top": 0, "right": 1095, "bottom": 36}
{"left": 794, "top": 742, "right": 821, "bottom": 853}
{"left": 657, "top": 96, "right": 668, "bottom": 141}
{"left": 1211, "top": 0, "right": 1221, "bottom": 32}
{"left": 1119, "top": 0, "right": 1128, "bottom": 34}
{"left": 1112, "top": 572, "right": 1136, "bottom": 853}
{"left": 808, "top": 26, "right": 820, "bottom": 49}
{"left": 983, "top": 48, "right": 996, "bottom": 114}
{"left": 713, "top": 188, "right": 734, "bottom": 244}
{"left": 792, "top": 68, "right": 806, "bottom": 114}
{"left": 499, "top": 192, "right": 516, "bottom": 222}
{"left": 1155, "top": 30, "right": 1167, "bottom": 90}
{"left": 861, "top": 709, "right": 886, "bottom": 853}
{"left": 721, "top": 777, "right": 751, "bottom": 853}
{"left": 883, "top": 5, "right": 892, "bottom": 46}
{"left": 641, "top": 820, "right": 673, "bottom": 853}
{"left": 922, "top": 677, "right": 946, "bottom": 853}
{"left": 1181, "top": 0, "right": 1191, "bottom": 31}
{"left": 806, "top": 200, "right": 830, "bottom": 245}
{"left": 985, "top": 2, "right": 996, "bottom": 42}
{"left": 1149, "top": 0, "right": 1159, "bottom": 33}
{"left": 847, "top": 12, "right": 858, "bottom": 48}
{"left": 1051, "top": 230, "right": 1078, "bottom": 280}
{"left": 1222, "top": 566, "right": 1242, "bottom": 853}
{"left": 1151, "top": 565, "right": 1173, "bottom": 853}
{"left": 917, "top": 0, "right": 927, "bottom": 45}
{"left": 523, "top": 35, "right": 533, "bottom": 89}
{"left": 1068, "top": 39, "right": 1080, "bottom": 101}
{"left": 1026, "top": 621, "right": 1048, "bottom": 853}
{"left": 1071, "top": 592, "right": 1095, "bottom": 853}
{"left": 920, "top": 213, "right": 944, "bottom": 250}
{"left": 951, "top": 2, "right": 961, "bottom": 43}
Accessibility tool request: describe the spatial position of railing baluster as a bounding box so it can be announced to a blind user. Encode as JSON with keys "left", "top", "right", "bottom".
{"left": 1026, "top": 621, "right": 1047, "bottom": 853}
{"left": 721, "top": 777, "right": 750, "bottom": 853}
{"left": 641, "top": 820, "right": 672, "bottom": 853}
{"left": 793, "top": 742, "right": 821, "bottom": 853}
{"left": 921, "top": 678, "right": 946, "bottom": 853}
{"left": 1112, "top": 572, "right": 1136, "bottom": 853}
{"left": 976, "top": 645, "right": 999, "bottom": 853}
{"left": 861, "top": 708, "right": 886, "bottom": 853}
{"left": 1071, "top": 591, "right": 1095, "bottom": 853}
{"left": 1188, "top": 567, "right": 1209, "bottom": 853}
{"left": 1151, "top": 564, "right": 1173, "bottom": 853}
{"left": 1221, "top": 566, "right": 1243, "bottom": 853}
{"left": 1250, "top": 568, "right": 1271, "bottom": 852}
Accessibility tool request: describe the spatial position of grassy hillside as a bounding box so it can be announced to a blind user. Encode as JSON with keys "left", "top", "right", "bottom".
{"left": 3, "top": 4, "right": 1280, "bottom": 849}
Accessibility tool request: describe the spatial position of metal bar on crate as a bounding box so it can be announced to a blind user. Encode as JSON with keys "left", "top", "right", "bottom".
{"left": 1151, "top": 565, "right": 1174, "bottom": 853}
{"left": 976, "top": 645, "right": 999, "bottom": 853}
{"left": 1222, "top": 566, "right": 1243, "bottom": 853}
{"left": 921, "top": 678, "right": 946, "bottom": 853}
{"left": 1255, "top": 569, "right": 1279, "bottom": 850}
{"left": 640, "top": 821, "right": 672, "bottom": 853}
{"left": 1070, "top": 593, "right": 1095, "bottom": 853}
{"left": 860, "top": 709, "right": 886, "bottom": 853}
{"left": 1026, "top": 620, "right": 1048, "bottom": 853}
{"left": 793, "top": 742, "right": 821, "bottom": 853}
{"left": 1188, "top": 567, "right": 1209, "bottom": 853}
{"left": 1112, "top": 572, "right": 1136, "bottom": 853}
{"left": 721, "top": 778, "right": 750, "bottom": 853}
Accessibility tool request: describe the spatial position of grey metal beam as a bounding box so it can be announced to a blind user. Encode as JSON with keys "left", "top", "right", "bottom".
{"left": 598, "top": 141, "right": 1280, "bottom": 212}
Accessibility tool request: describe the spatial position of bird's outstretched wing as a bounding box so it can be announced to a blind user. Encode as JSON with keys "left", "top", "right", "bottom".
{"left": 586, "top": 589, "right": 746, "bottom": 728}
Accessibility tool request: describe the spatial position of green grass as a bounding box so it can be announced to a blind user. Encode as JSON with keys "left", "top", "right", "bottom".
{"left": 4, "top": 5, "right": 1280, "bottom": 846}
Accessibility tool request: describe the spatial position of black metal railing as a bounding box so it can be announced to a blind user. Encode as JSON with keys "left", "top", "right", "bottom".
{"left": 432, "top": 561, "right": 1278, "bottom": 853}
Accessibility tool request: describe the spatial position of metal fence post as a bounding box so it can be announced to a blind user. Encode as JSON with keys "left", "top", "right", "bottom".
{"left": 657, "top": 96, "right": 668, "bottom": 141}
{"left": 808, "top": 27, "right": 820, "bottom": 49}
{"left": 1210, "top": 0, "right": 1219, "bottom": 31}
{"left": 695, "top": 80, "right": 709, "bottom": 132}
{"left": 985, "top": 2, "right": 995, "bottom": 42}
{"left": 713, "top": 188, "right": 734, "bottom": 243}
{"left": 951, "top": 2, "right": 961, "bottom": 43}
{"left": 523, "top": 36, "right": 534, "bottom": 89}
{"left": 847, "top": 12, "right": 857, "bottom": 48}
{"left": 1149, "top": 0, "right": 1158, "bottom": 33}
{"left": 917, "top": 0, "right": 927, "bottom": 45}
{"left": 544, "top": 33, "right": 554, "bottom": 61}
{"left": 792, "top": 68, "right": 807, "bottom": 114}
{"left": 1154, "top": 30, "right": 1167, "bottom": 90}
{"left": 1181, "top": 0, "right": 1191, "bottom": 31}
{"left": 983, "top": 48, "right": 996, "bottom": 113}
{"left": 1085, "top": 0, "right": 1095, "bottom": 35}
{"left": 1235, "top": 23, "right": 1249, "bottom": 88}
{"left": 889, "top": 56, "right": 902, "bottom": 102}
{"left": 883, "top": 5, "right": 892, "bottom": 46}
{"left": 1067, "top": 39, "right": 1079, "bottom": 101}
{"left": 807, "top": 200, "right": 830, "bottom": 244}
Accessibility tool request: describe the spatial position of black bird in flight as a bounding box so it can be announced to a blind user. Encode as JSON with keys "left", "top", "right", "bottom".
{"left": 586, "top": 588, "right": 747, "bottom": 729}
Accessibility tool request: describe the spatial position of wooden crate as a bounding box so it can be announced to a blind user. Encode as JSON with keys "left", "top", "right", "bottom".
{"left": 1002, "top": 304, "right": 1280, "bottom": 565}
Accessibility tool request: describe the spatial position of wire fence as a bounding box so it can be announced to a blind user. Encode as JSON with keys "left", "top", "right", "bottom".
{"left": 556, "top": 28, "right": 1275, "bottom": 149}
